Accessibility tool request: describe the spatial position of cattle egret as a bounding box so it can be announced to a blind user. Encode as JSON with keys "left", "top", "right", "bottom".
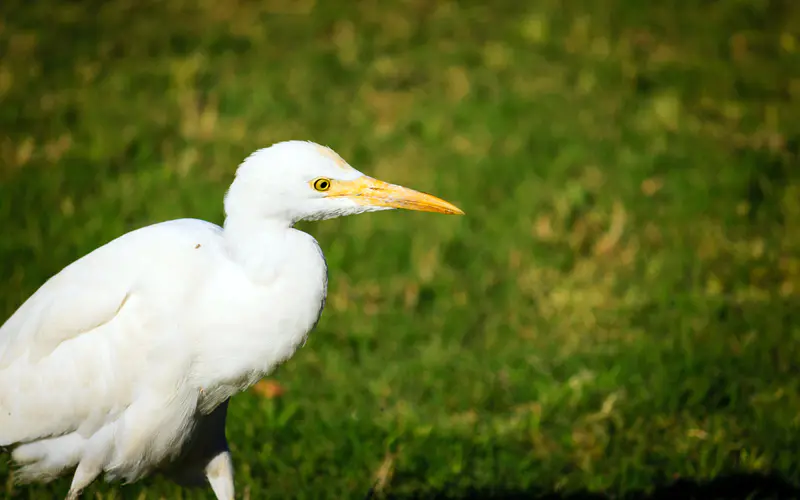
{"left": 0, "top": 141, "right": 463, "bottom": 499}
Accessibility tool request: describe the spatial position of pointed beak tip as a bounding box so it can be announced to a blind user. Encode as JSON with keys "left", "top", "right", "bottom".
{"left": 448, "top": 206, "right": 465, "bottom": 216}
{"left": 413, "top": 197, "right": 465, "bottom": 216}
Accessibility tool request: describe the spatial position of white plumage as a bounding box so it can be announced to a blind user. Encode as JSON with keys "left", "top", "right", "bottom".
{"left": 0, "top": 141, "right": 462, "bottom": 499}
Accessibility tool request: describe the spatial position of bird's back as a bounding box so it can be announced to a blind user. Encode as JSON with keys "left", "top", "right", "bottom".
{"left": 0, "top": 218, "right": 225, "bottom": 371}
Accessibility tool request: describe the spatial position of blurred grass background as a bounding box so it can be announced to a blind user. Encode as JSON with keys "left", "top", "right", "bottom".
{"left": 1, "top": 0, "right": 799, "bottom": 498}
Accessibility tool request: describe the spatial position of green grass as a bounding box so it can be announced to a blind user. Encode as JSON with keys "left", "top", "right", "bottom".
{"left": 1, "top": 0, "right": 799, "bottom": 498}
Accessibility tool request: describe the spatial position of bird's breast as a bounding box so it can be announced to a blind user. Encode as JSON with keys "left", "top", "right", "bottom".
{"left": 189, "top": 230, "right": 327, "bottom": 406}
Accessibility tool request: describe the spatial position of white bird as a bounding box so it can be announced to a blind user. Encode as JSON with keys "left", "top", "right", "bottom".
{"left": 0, "top": 140, "right": 463, "bottom": 499}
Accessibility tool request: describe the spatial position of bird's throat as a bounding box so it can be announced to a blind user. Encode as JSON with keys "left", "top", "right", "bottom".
{"left": 223, "top": 216, "right": 294, "bottom": 283}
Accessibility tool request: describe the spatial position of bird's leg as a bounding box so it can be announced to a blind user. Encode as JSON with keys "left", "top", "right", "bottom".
{"left": 168, "top": 399, "right": 234, "bottom": 499}
{"left": 65, "top": 461, "right": 101, "bottom": 500}
{"left": 205, "top": 450, "right": 234, "bottom": 500}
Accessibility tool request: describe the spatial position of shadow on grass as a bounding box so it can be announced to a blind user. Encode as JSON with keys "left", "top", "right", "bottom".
{"left": 373, "top": 473, "right": 800, "bottom": 499}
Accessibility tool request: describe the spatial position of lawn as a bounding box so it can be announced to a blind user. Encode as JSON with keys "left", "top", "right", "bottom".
{"left": 1, "top": 0, "right": 799, "bottom": 498}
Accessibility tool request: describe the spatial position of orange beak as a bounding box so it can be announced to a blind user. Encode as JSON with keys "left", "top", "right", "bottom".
{"left": 325, "top": 176, "right": 464, "bottom": 215}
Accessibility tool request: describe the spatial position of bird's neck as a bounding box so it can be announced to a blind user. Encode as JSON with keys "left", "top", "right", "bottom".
{"left": 223, "top": 215, "right": 294, "bottom": 282}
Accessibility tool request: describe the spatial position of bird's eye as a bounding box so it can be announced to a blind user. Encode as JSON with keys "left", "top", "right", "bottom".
{"left": 312, "top": 178, "right": 331, "bottom": 192}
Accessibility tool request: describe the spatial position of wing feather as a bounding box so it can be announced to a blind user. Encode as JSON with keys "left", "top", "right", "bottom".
{"left": 0, "top": 219, "right": 222, "bottom": 446}
{"left": 0, "top": 239, "right": 139, "bottom": 444}
{"left": 0, "top": 239, "right": 136, "bottom": 369}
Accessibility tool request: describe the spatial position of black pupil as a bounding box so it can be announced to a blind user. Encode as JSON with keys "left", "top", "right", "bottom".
{"left": 318, "top": 180, "right": 328, "bottom": 189}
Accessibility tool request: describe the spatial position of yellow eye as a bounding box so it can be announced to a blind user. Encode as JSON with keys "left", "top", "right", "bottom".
{"left": 312, "top": 178, "right": 332, "bottom": 192}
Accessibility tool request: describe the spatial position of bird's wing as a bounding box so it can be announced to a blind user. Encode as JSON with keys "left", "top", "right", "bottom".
{"left": 0, "top": 229, "right": 152, "bottom": 446}
{"left": 0, "top": 219, "right": 223, "bottom": 446}
{"left": 0, "top": 240, "right": 136, "bottom": 369}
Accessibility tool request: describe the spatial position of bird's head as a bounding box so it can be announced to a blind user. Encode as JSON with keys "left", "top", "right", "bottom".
{"left": 224, "top": 141, "right": 463, "bottom": 224}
